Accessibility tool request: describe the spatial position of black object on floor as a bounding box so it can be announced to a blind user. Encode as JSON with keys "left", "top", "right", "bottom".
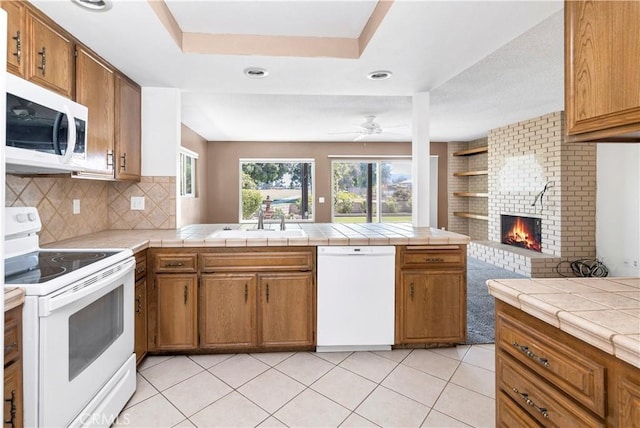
{"left": 466, "top": 257, "right": 526, "bottom": 344}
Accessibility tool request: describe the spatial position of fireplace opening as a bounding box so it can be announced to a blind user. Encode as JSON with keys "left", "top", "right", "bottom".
{"left": 501, "top": 215, "right": 542, "bottom": 252}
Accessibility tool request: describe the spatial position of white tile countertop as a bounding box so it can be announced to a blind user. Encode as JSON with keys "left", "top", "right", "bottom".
{"left": 487, "top": 277, "right": 640, "bottom": 368}
{"left": 45, "top": 223, "right": 470, "bottom": 252}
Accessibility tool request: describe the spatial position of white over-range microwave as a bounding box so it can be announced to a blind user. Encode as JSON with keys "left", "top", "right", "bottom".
{"left": 5, "top": 74, "right": 88, "bottom": 174}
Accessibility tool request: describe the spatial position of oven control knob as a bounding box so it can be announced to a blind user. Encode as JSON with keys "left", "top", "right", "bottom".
{"left": 16, "top": 213, "right": 28, "bottom": 223}
{"left": 28, "top": 212, "right": 37, "bottom": 221}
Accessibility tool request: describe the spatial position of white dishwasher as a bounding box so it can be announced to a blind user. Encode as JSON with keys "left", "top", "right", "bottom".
{"left": 317, "top": 246, "right": 395, "bottom": 352}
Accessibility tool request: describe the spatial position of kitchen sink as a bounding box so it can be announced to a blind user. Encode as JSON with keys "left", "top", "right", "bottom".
{"left": 208, "top": 229, "right": 307, "bottom": 239}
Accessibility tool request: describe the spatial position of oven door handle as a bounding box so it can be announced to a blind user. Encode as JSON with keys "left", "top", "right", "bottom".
{"left": 39, "top": 258, "right": 135, "bottom": 316}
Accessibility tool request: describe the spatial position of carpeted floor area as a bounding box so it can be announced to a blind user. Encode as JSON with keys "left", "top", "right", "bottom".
{"left": 466, "top": 257, "right": 527, "bottom": 344}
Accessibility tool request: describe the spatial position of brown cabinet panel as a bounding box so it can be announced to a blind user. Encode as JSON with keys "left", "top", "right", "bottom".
{"left": 3, "top": 360, "right": 23, "bottom": 428}
{"left": 153, "top": 252, "right": 198, "bottom": 273}
{"left": 201, "top": 248, "right": 313, "bottom": 272}
{"left": 497, "top": 391, "right": 542, "bottom": 428}
{"left": 155, "top": 274, "right": 198, "bottom": 350}
{"left": 134, "top": 279, "right": 148, "bottom": 365}
{"left": 200, "top": 274, "right": 257, "bottom": 349}
{"left": 565, "top": 0, "right": 640, "bottom": 140}
{"left": 114, "top": 73, "right": 141, "bottom": 181}
{"left": 2, "top": 0, "right": 26, "bottom": 77}
{"left": 75, "top": 45, "right": 115, "bottom": 177}
{"left": 258, "top": 272, "right": 314, "bottom": 348}
{"left": 400, "top": 246, "right": 465, "bottom": 269}
{"left": 397, "top": 270, "right": 466, "bottom": 344}
{"left": 26, "top": 9, "right": 73, "bottom": 98}
{"left": 618, "top": 372, "right": 640, "bottom": 428}
{"left": 498, "top": 354, "right": 604, "bottom": 427}
{"left": 4, "top": 305, "right": 23, "bottom": 428}
{"left": 497, "top": 310, "right": 605, "bottom": 416}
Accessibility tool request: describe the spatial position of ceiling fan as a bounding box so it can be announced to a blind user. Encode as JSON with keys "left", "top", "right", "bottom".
{"left": 330, "top": 115, "right": 407, "bottom": 141}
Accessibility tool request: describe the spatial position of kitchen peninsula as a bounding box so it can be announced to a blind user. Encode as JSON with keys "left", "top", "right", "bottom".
{"left": 47, "top": 223, "right": 470, "bottom": 358}
{"left": 488, "top": 278, "right": 640, "bottom": 427}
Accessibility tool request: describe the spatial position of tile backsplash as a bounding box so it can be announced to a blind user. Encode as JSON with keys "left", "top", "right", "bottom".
{"left": 6, "top": 174, "right": 109, "bottom": 245}
{"left": 6, "top": 174, "right": 176, "bottom": 245}
{"left": 108, "top": 176, "right": 176, "bottom": 230}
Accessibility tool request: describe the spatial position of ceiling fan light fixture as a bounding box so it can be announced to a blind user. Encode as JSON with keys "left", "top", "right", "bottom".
{"left": 244, "top": 67, "right": 269, "bottom": 79}
{"left": 71, "top": 0, "right": 112, "bottom": 12}
{"left": 367, "top": 70, "right": 392, "bottom": 81}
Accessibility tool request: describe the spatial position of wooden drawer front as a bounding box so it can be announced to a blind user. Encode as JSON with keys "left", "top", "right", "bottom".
{"left": 153, "top": 253, "right": 197, "bottom": 272}
{"left": 497, "top": 390, "right": 543, "bottom": 428}
{"left": 4, "top": 315, "right": 20, "bottom": 366}
{"left": 135, "top": 253, "right": 147, "bottom": 281}
{"left": 400, "top": 246, "right": 464, "bottom": 269}
{"left": 201, "top": 250, "right": 313, "bottom": 272}
{"left": 498, "top": 354, "right": 604, "bottom": 428}
{"left": 497, "top": 312, "right": 606, "bottom": 417}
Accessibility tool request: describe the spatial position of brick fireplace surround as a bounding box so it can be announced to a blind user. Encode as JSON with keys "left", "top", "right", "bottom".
{"left": 466, "top": 111, "right": 597, "bottom": 277}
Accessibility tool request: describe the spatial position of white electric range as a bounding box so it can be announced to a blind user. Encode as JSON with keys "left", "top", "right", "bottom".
{"left": 3, "top": 207, "right": 136, "bottom": 428}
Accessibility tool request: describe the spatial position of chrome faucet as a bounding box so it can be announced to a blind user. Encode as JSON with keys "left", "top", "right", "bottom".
{"left": 280, "top": 215, "right": 286, "bottom": 231}
{"left": 257, "top": 208, "right": 264, "bottom": 229}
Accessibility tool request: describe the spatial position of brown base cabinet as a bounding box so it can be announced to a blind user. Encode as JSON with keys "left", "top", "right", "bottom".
{"left": 496, "top": 300, "right": 640, "bottom": 427}
{"left": 4, "top": 305, "right": 23, "bottom": 428}
{"left": 148, "top": 247, "right": 316, "bottom": 354}
{"left": 134, "top": 251, "right": 148, "bottom": 365}
{"left": 154, "top": 274, "right": 198, "bottom": 351}
{"left": 395, "top": 245, "right": 467, "bottom": 345}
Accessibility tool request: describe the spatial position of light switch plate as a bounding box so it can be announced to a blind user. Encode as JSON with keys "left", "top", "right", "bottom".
{"left": 73, "top": 199, "right": 80, "bottom": 215}
{"left": 131, "top": 196, "right": 145, "bottom": 210}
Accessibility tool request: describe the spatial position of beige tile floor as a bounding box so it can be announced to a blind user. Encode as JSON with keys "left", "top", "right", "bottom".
{"left": 116, "top": 345, "right": 496, "bottom": 428}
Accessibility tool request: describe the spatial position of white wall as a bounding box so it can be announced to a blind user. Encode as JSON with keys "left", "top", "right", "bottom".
{"left": 596, "top": 143, "right": 640, "bottom": 276}
{"left": 141, "top": 87, "right": 181, "bottom": 176}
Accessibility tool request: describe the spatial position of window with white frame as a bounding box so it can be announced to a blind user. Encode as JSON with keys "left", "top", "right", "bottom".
{"left": 180, "top": 148, "right": 198, "bottom": 197}
{"left": 239, "top": 159, "right": 314, "bottom": 222}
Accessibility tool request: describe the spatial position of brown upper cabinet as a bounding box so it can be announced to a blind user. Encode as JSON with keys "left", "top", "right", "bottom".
{"left": 2, "top": 1, "right": 74, "bottom": 98}
{"left": 75, "top": 45, "right": 115, "bottom": 178}
{"left": 565, "top": 0, "right": 640, "bottom": 142}
{"left": 115, "top": 74, "right": 142, "bottom": 181}
{"left": 75, "top": 46, "right": 142, "bottom": 181}
{"left": 3, "top": 0, "right": 25, "bottom": 77}
{"left": 1, "top": 0, "right": 142, "bottom": 181}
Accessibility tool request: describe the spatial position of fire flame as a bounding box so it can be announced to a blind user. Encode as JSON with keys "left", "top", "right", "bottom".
{"left": 503, "top": 217, "right": 541, "bottom": 251}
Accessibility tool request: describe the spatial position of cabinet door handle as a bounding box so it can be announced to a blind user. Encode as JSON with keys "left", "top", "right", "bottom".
{"left": 266, "top": 284, "right": 269, "bottom": 303}
{"left": 12, "top": 31, "right": 21, "bottom": 64}
{"left": 184, "top": 285, "right": 188, "bottom": 305}
{"left": 120, "top": 153, "right": 127, "bottom": 171}
{"left": 37, "top": 46, "right": 46, "bottom": 75}
{"left": 512, "top": 342, "right": 550, "bottom": 368}
{"left": 425, "top": 257, "right": 445, "bottom": 263}
{"left": 512, "top": 387, "right": 549, "bottom": 419}
{"left": 136, "top": 295, "right": 142, "bottom": 314}
{"left": 4, "top": 389, "right": 16, "bottom": 427}
{"left": 410, "top": 282, "right": 414, "bottom": 300}
{"left": 244, "top": 283, "right": 248, "bottom": 303}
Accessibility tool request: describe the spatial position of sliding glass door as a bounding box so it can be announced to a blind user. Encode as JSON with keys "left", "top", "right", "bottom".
{"left": 332, "top": 160, "right": 412, "bottom": 223}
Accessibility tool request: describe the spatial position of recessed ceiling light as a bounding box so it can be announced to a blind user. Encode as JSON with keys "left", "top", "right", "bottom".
{"left": 367, "top": 70, "right": 392, "bottom": 81}
{"left": 71, "top": 0, "right": 112, "bottom": 12}
{"left": 244, "top": 68, "right": 269, "bottom": 79}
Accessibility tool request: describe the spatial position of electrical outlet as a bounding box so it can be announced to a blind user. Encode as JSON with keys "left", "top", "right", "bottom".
{"left": 318, "top": 197, "right": 325, "bottom": 204}
{"left": 73, "top": 199, "right": 80, "bottom": 215}
{"left": 131, "top": 196, "right": 145, "bottom": 210}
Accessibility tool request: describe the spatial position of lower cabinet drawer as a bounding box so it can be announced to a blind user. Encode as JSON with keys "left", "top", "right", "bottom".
{"left": 497, "top": 354, "right": 604, "bottom": 428}
{"left": 497, "top": 390, "right": 542, "bottom": 428}
{"left": 497, "top": 311, "right": 606, "bottom": 417}
{"left": 400, "top": 246, "right": 464, "bottom": 269}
